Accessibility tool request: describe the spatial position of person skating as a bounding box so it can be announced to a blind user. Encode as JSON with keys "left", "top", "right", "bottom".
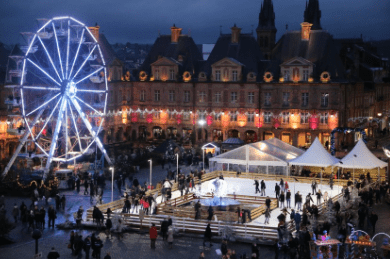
{"left": 203, "top": 223, "right": 213, "bottom": 247}
{"left": 207, "top": 205, "right": 214, "bottom": 221}
{"left": 149, "top": 223, "right": 158, "bottom": 249}
{"left": 260, "top": 180, "right": 266, "bottom": 196}
{"left": 286, "top": 190, "right": 291, "bottom": 209}
{"left": 305, "top": 193, "right": 314, "bottom": 207}
{"left": 47, "top": 247, "right": 60, "bottom": 259}
{"left": 167, "top": 225, "right": 174, "bottom": 249}
{"left": 275, "top": 183, "right": 280, "bottom": 199}
{"left": 279, "top": 191, "right": 285, "bottom": 208}
{"left": 316, "top": 190, "right": 322, "bottom": 205}
{"left": 311, "top": 180, "right": 317, "bottom": 195}
{"left": 254, "top": 180, "right": 260, "bottom": 194}
{"left": 280, "top": 178, "right": 284, "bottom": 192}
{"left": 265, "top": 196, "right": 271, "bottom": 210}
{"left": 264, "top": 208, "right": 271, "bottom": 224}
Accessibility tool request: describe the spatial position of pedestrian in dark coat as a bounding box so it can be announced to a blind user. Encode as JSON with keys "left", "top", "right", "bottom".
{"left": 84, "top": 179, "right": 89, "bottom": 195}
{"left": 76, "top": 177, "right": 81, "bottom": 193}
{"left": 265, "top": 196, "right": 271, "bottom": 209}
{"left": 47, "top": 247, "right": 60, "bottom": 259}
{"left": 294, "top": 212, "right": 302, "bottom": 231}
{"left": 203, "top": 223, "right": 213, "bottom": 247}
{"left": 70, "top": 231, "right": 75, "bottom": 255}
{"left": 275, "top": 183, "right": 280, "bottom": 199}
{"left": 60, "top": 195, "right": 66, "bottom": 211}
{"left": 83, "top": 236, "right": 91, "bottom": 259}
{"left": 75, "top": 234, "right": 84, "bottom": 257}
{"left": 12, "top": 204, "right": 19, "bottom": 223}
{"left": 207, "top": 206, "right": 214, "bottom": 221}
{"left": 260, "top": 180, "right": 266, "bottom": 196}
{"left": 93, "top": 236, "right": 103, "bottom": 259}
{"left": 254, "top": 180, "right": 260, "bottom": 194}
{"left": 160, "top": 219, "right": 169, "bottom": 240}
{"left": 48, "top": 205, "right": 56, "bottom": 228}
{"left": 369, "top": 211, "right": 378, "bottom": 233}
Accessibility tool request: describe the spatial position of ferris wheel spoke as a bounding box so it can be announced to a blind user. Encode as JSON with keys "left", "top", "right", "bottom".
{"left": 71, "top": 44, "right": 97, "bottom": 80}
{"left": 25, "top": 92, "right": 61, "bottom": 117}
{"left": 35, "top": 97, "right": 63, "bottom": 139}
{"left": 68, "top": 28, "right": 85, "bottom": 80}
{"left": 74, "top": 66, "right": 104, "bottom": 85}
{"left": 65, "top": 19, "right": 71, "bottom": 79}
{"left": 37, "top": 36, "right": 63, "bottom": 83}
{"left": 77, "top": 89, "right": 106, "bottom": 93}
{"left": 23, "top": 85, "right": 60, "bottom": 91}
{"left": 68, "top": 101, "right": 83, "bottom": 153}
{"left": 74, "top": 96, "right": 103, "bottom": 116}
{"left": 52, "top": 22, "right": 65, "bottom": 80}
{"left": 27, "top": 58, "right": 61, "bottom": 86}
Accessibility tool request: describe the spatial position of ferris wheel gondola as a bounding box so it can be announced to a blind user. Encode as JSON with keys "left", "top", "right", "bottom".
{"left": 2, "top": 16, "right": 112, "bottom": 180}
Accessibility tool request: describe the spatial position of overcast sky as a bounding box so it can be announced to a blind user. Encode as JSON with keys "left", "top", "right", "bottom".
{"left": 1, "top": 0, "right": 389, "bottom": 45}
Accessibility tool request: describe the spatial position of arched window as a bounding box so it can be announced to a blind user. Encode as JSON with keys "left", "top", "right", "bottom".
{"left": 264, "top": 37, "right": 269, "bottom": 48}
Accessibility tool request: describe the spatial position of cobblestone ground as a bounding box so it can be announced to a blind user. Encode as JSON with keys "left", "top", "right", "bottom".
{"left": 0, "top": 163, "right": 389, "bottom": 258}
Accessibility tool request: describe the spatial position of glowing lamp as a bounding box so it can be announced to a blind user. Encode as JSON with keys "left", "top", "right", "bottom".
{"left": 279, "top": 77, "right": 284, "bottom": 83}
{"left": 130, "top": 112, "right": 138, "bottom": 123}
{"left": 198, "top": 120, "right": 206, "bottom": 126}
{"left": 273, "top": 118, "right": 281, "bottom": 129}
{"left": 328, "top": 115, "right": 338, "bottom": 130}
{"left": 146, "top": 113, "right": 153, "bottom": 123}
{"left": 206, "top": 115, "right": 213, "bottom": 126}
{"left": 309, "top": 115, "right": 319, "bottom": 130}
{"left": 308, "top": 77, "right": 314, "bottom": 83}
{"left": 176, "top": 114, "right": 182, "bottom": 125}
{"left": 290, "top": 113, "right": 300, "bottom": 129}
{"left": 122, "top": 112, "right": 127, "bottom": 124}
{"left": 237, "top": 114, "right": 247, "bottom": 127}
{"left": 160, "top": 111, "right": 168, "bottom": 124}
{"left": 255, "top": 115, "right": 264, "bottom": 128}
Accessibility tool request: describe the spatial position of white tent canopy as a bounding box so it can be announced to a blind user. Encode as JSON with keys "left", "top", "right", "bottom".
{"left": 209, "top": 138, "right": 304, "bottom": 174}
{"left": 289, "top": 137, "right": 339, "bottom": 167}
{"left": 335, "top": 138, "right": 387, "bottom": 169}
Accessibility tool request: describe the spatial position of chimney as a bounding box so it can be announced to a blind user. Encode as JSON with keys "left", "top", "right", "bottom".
{"left": 231, "top": 24, "right": 241, "bottom": 44}
{"left": 170, "top": 24, "right": 182, "bottom": 43}
{"left": 300, "top": 22, "right": 312, "bottom": 41}
{"left": 88, "top": 23, "right": 100, "bottom": 42}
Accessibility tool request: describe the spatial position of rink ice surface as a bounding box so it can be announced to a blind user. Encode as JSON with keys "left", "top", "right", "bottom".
{"left": 155, "top": 177, "right": 343, "bottom": 227}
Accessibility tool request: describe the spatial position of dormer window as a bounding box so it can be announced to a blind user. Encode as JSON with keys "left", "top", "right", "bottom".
{"left": 303, "top": 70, "right": 309, "bottom": 81}
{"left": 170, "top": 69, "right": 175, "bottom": 80}
{"left": 232, "top": 70, "right": 238, "bottom": 81}
{"left": 154, "top": 69, "right": 159, "bottom": 80}
{"left": 215, "top": 70, "right": 221, "bottom": 81}
{"left": 284, "top": 70, "right": 290, "bottom": 81}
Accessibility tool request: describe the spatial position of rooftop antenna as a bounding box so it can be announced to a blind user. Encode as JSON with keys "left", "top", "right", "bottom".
{"left": 220, "top": 25, "right": 222, "bottom": 35}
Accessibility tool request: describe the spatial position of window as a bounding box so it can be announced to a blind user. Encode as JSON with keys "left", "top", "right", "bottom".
{"left": 140, "top": 90, "right": 145, "bottom": 102}
{"left": 264, "top": 92, "right": 271, "bottom": 106}
{"left": 230, "top": 113, "right": 237, "bottom": 121}
{"left": 215, "top": 70, "right": 221, "bottom": 81}
{"left": 231, "top": 92, "right": 238, "bottom": 103}
{"left": 284, "top": 70, "right": 290, "bottom": 81}
{"left": 154, "top": 111, "right": 160, "bottom": 119}
{"left": 170, "top": 69, "right": 175, "bottom": 80}
{"left": 154, "top": 69, "right": 159, "bottom": 80}
{"left": 303, "top": 70, "right": 309, "bottom": 81}
{"left": 282, "top": 92, "right": 290, "bottom": 106}
{"left": 320, "top": 113, "right": 328, "bottom": 124}
{"left": 282, "top": 112, "right": 290, "bottom": 123}
{"left": 302, "top": 93, "right": 309, "bottom": 107}
{"left": 169, "top": 112, "right": 174, "bottom": 119}
{"left": 264, "top": 111, "right": 272, "bottom": 123}
{"left": 169, "top": 90, "right": 175, "bottom": 102}
{"left": 321, "top": 93, "right": 329, "bottom": 107}
{"left": 232, "top": 70, "right": 238, "bottom": 81}
{"left": 184, "top": 91, "right": 190, "bottom": 102}
{"left": 300, "top": 112, "right": 309, "bottom": 124}
{"left": 154, "top": 90, "right": 160, "bottom": 102}
{"left": 139, "top": 112, "right": 145, "bottom": 119}
{"left": 247, "top": 112, "right": 255, "bottom": 122}
{"left": 215, "top": 92, "right": 221, "bottom": 103}
{"left": 199, "top": 91, "right": 206, "bottom": 102}
{"left": 248, "top": 92, "right": 254, "bottom": 104}
{"left": 183, "top": 111, "right": 190, "bottom": 120}
{"left": 214, "top": 113, "right": 221, "bottom": 121}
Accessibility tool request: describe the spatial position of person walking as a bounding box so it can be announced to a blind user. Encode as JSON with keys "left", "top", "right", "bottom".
{"left": 305, "top": 193, "right": 314, "bottom": 207}
{"left": 149, "top": 223, "right": 158, "bottom": 249}
{"left": 203, "top": 223, "right": 213, "bottom": 247}
{"left": 61, "top": 195, "right": 66, "bottom": 211}
{"left": 260, "top": 180, "right": 266, "bottom": 196}
{"left": 93, "top": 236, "right": 103, "bottom": 259}
{"left": 83, "top": 236, "right": 91, "bottom": 259}
{"left": 280, "top": 178, "right": 284, "bottom": 192}
{"left": 294, "top": 211, "right": 301, "bottom": 231}
{"left": 160, "top": 219, "right": 169, "bottom": 241}
{"left": 285, "top": 181, "right": 289, "bottom": 192}
{"left": 316, "top": 190, "right": 323, "bottom": 205}
{"left": 69, "top": 231, "right": 75, "bottom": 256}
{"left": 265, "top": 196, "right": 271, "bottom": 210}
{"left": 167, "top": 225, "right": 174, "bottom": 249}
{"left": 369, "top": 211, "right": 378, "bottom": 233}
{"left": 254, "top": 180, "right": 260, "bottom": 194}
{"left": 286, "top": 190, "right": 291, "bottom": 209}
{"left": 105, "top": 217, "right": 112, "bottom": 238}
{"left": 207, "top": 205, "right": 214, "bottom": 221}
{"left": 12, "top": 203, "right": 19, "bottom": 223}
{"left": 76, "top": 176, "right": 81, "bottom": 193}
{"left": 48, "top": 205, "right": 56, "bottom": 229}
{"left": 84, "top": 179, "right": 89, "bottom": 195}
{"left": 279, "top": 191, "right": 285, "bottom": 208}
{"left": 47, "top": 247, "right": 60, "bottom": 259}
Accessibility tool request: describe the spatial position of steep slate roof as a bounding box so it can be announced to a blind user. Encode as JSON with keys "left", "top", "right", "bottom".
{"left": 98, "top": 34, "right": 122, "bottom": 66}
{"left": 204, "top": 33, "right": 264, "bottom": 80}
{"left": 139, "top": 35, "right": 202, "bottom": 77}
{"left": 271, "top": 30, "right": 346, "bottom": 81}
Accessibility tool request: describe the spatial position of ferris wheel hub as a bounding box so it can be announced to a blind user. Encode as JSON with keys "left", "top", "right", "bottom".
{"left": 61, "top": 80, "right": 77, "bottom": 98}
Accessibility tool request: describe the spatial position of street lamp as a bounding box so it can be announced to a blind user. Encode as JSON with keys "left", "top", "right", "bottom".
{"left": 109, "top": 167, "right": 114, "bottom": 202}
{"left": 202, "top": 147, "right": 205, "bottom": 171}
{"left": 148, "top": 159, "right": 152, "bottom": 189}
{"left": 32, "top": 229, "right": 42, "bottom": 256}
{"left": 176, "top": 153, "right": 179, "bottom": 182}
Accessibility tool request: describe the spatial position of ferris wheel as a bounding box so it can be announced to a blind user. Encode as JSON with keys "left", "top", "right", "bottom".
{"left": 2, "top": 16, "right": 112, "bottom": 179}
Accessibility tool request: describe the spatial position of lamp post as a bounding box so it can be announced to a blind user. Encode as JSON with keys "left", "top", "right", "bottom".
{"left": 32, "top": 229, "right": 42, "bottom": 256}
{"left": 202, "top": 147, "right": 205, "bottom": 171}
{"left": 176, "top": 153, "right": 179, "bottom": 182}
{"left": 148, "top": 159, "right": 152, "bottom": 189}
{"left": 109, "top": 167, "right": 114, "bottom": 202}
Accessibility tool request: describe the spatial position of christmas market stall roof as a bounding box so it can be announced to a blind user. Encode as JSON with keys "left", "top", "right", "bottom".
{"left": 209, "top": 138, "right": 304, "bottom": 172}
{"left": 289, "top": 137, "right": 340, "bottom": 167}
{"left": 335, "top": 139, "right": 387, "bottom": 169}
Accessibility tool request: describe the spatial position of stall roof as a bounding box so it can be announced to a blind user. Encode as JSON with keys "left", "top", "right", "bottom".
{"left": 336, "top": 139, "right": 388, "bottom": 169}
{"left": 289, "top": 137, "right": 339, "bottom": 167}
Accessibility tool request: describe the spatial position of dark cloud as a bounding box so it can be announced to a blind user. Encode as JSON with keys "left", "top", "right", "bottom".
{"left": 0, "top": 0, "right": 389, "bottom": 45}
